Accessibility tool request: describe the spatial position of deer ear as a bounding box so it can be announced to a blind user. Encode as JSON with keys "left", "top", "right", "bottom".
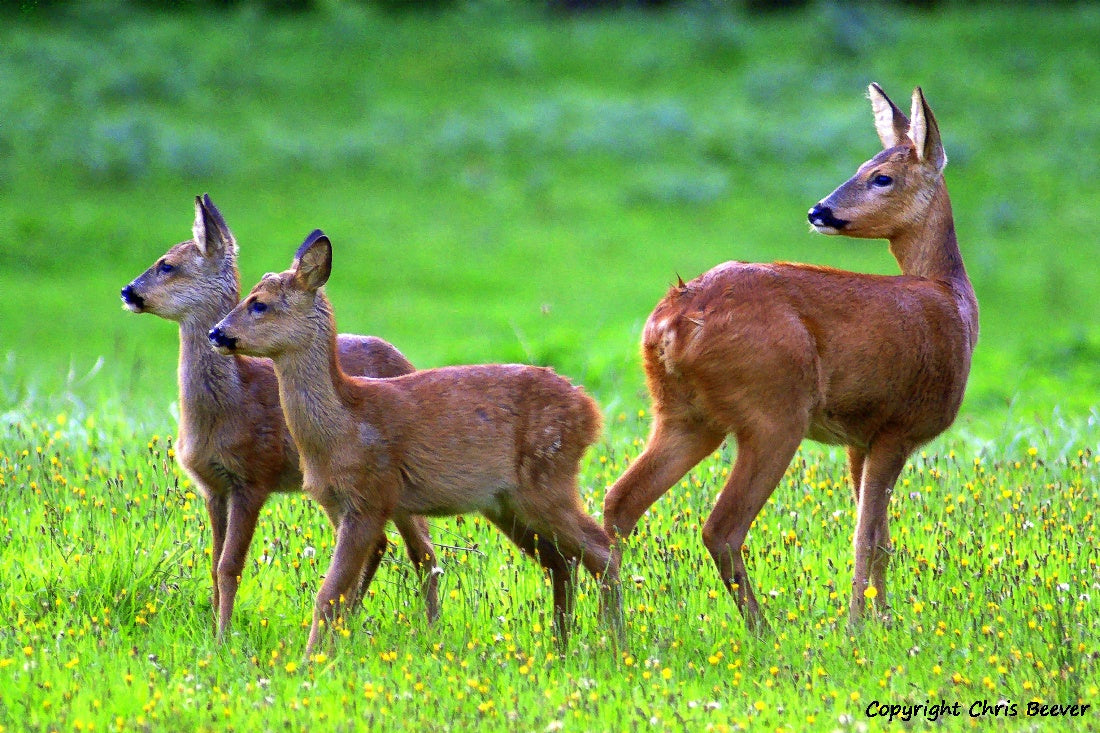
{"left": 908, "top": 87, "right": 947, "bottom": 172}
{"left": 292, "top": 230, "right": 332, "bottom": 292}
{"left": 193, "top": 193, "right": 236, "bottom": 259}
{"left": 868, "top": 82, "right": 909, "bottom": 150}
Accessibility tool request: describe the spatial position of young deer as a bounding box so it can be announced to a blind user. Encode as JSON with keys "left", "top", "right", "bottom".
{"left": 121, "top": 195, "right": 439, "bottom": 641}
{"left": 603, "top": 85, "right": 978, "bottom": 631}
{"left": 209, "top": 231, "right": 621, "bottom": 654}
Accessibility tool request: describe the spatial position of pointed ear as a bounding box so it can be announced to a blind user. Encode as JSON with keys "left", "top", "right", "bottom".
{"left": 192, "top": 193, "right": 236, "bottom": 259}
{"left": 292, "top": 230, "right": 332, "bottom": 292}
{"left": 908, "top": 87, "right": 947, "bottom": 172}
{"left": 868, "top": 82, "right": 909, "bottom": 149}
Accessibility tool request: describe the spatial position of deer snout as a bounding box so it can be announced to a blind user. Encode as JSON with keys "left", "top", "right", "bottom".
{"left": 808, "top": 204, "right": 849, "bottom": 233}
{"left": 120, "top": 284, "right": 145, "bottom": 312}
{"left": 208, "top": 326, "right": 237, "bottom": 353}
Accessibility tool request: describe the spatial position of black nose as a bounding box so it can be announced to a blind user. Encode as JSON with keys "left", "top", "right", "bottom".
{"left": 807, "top": 204, "right": 849, "bottom": 230}
{"left": 120, "top": 284, "right": 144, "bottom": 309}
{"left": 208, "top": 326, "right": 237, "bottom": 351}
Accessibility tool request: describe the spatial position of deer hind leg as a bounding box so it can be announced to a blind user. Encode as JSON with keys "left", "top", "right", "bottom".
{"left": 537, "top": 489, "right": 625, "bottom": 643}
{"left": 306, "top": 510, "right": 388, "bottom": 656}
{"left": 849, "top": 440, "right": 909, "bottom": 626}
{"left": 603, "top": 417, "right": 724, "bottom": 543}
{"left": 205, "top": 492, "right": 229, "bottom": 639}
{"left": 484, "top": 508, "right": 579, "bottom": 645}
{"left": 214, "top": 489, "right": 265, "bottom": 641}
{"left": 392, "top": 513, "right": 440, "bottom": 624}
{"left": 701, "top": 424, "right": 803, "bottom": 635}
{"left": 572, "top": 510, "right": 624, "bottom": 642}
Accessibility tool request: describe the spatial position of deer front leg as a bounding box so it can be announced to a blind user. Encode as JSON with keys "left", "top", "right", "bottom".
{"left": 315, "top": 502, "right": 383, "bottom": 615}
{"left": 847, "top": 446, "right": 866, "bottom": 502}
{"left": 393, "top": 513, "right": 440, "bottom": 624}
{"left": 849, "top": 440, "right": 908, "bottom": 626}
{"left": 348, "top": 533, "right": 390, "bottom": 611}
{"left": 306, "top": 510, "right": 388, "bottom": 657}
{"left": 214, "top": 490, "right": 265, "bottom": 641}
{"left": 205, "top": 492, "right": 229, "bottom": 638}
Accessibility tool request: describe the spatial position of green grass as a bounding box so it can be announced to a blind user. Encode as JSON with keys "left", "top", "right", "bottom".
{"left": 2, "top": 1, "right": 1099, "bottom": 730}
{"left": 1, "top": 408, "right": 1097, "bottom": 731}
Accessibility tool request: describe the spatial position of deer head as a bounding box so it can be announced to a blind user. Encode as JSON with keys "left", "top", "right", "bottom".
{"left": 121, "top": 194, "right": 239, "bottom": 321}
{"left": 808, "top": 84, "right": 947, "bottom": 241}
{"left": 209, "top": 230, "right": 333, "bottom": 357}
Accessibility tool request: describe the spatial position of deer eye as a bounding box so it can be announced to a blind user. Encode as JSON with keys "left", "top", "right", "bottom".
{"left": 249, "top": 301, "right": 268, "bottom": 315}
{"left": 157, "top": 261, "right": 175, "bottom": 274}
{"left": 871, "top": 174, "right": 894, "bottom": 188}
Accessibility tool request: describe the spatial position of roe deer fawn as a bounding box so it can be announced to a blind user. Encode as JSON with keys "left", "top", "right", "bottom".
{"left": 603, "top": 85, "right": 978, "bottom": 631}
{"left": 121, "top": 195, "right": 439, "bottom": 641}
{"left": 209, "top": 231, "right": 622, "bottom": 654}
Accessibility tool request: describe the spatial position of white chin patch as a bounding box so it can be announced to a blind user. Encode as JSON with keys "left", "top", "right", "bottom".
{"left": 811, "top": 223, "right": 840, "bottom": 235}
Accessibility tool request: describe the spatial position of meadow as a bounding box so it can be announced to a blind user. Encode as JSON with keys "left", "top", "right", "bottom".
{"left": 1, "top": 1, "right": 1098, "bottom": 730}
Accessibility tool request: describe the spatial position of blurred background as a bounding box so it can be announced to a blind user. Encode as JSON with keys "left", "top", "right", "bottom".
{"left": 1, "top": 0, "right": 1097, "bottom": 434}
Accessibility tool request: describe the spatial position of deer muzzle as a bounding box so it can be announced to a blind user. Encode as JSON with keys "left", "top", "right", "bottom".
{"left": 120, "top": 284, "right": 145, "bottom": 312}
{"left": 807, "top": 204, "right": 849, "bottom": 233}
{"left": 208, "top": 326, "right": 238, "bottom": 354}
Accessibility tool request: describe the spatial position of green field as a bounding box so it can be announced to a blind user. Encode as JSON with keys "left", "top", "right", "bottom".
{"left": 1, "top": 1, "right": 1098, "bottom": 730}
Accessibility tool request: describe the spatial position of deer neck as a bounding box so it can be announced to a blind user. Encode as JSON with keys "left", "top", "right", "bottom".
{"left": 270, "top": 296, "right": 355, "bottom": 460}
{"left": 176, "top": 291, "right": 245, "bottom": 426}
{"left": 888, "top": 181, "right": 979, "bottom": 348}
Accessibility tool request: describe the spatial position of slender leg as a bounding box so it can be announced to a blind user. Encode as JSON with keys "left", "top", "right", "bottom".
{"left": 347, "top": 533, "right": 390, "bottom": 610}
{"left": 393, "top": 513, "right": 440, "bottom": 624}
{"left": 205, "top": 492, "right": 228, "bottom": 638}
{"left": 701, "top": 426, "right": 803, "bottom": 634}
{"left": 603, "top": 418, "right": 724, "bottom": 542}
{"left": 315, "top": 502, "right": 383, "bottom": 614}
{"left": 849, "top": 440, "right": 909, "bottom": 625}
{"left": 514, "top": 471, "right": 625, "bottom": 644}
{"left": 215, "top": 490, "right": 265, "bottom": 641}
{"left": 847, "top": 446, "right": 866, "bottom": 502}
{"left": 571, "top": 511, "right": 624, "bottom": 642}
{"left": 483, "top": 510, "right": 577, "bottom": 644}
{"left": 306, "top": 511, "right": 388, "bottom": 656}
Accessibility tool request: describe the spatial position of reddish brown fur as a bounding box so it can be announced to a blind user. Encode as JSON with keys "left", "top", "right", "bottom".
{"left": 212, "top": 232, "right": 622, "bottom": 654}
{"left": 122, "top": 196, "right": 439, "bottom": 641}
{"left": 603, "top": 85, "right": 978, "bottom": 631}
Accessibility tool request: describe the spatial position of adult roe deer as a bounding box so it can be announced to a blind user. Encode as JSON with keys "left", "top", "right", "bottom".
{"left": 603, "top": 84, "right": 978, "bottom": 631}
{"left": 209, "top": 231, "right": 622, "bottom": 654}
{"left": 121, "top": 195, "right": 439, "bottom": 641}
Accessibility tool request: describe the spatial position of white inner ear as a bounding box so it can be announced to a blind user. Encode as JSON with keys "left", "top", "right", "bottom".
{"left": 869, "top": 84, "right": 907, "bottom": 149}
{"left": 908, "top": 92, "right": 928, "bottom": 162}
{"left": 192, "top": 227, "right": 208, "bottom": 256}
{"left": 872, "top": 97, "right": 902, "bottom": 148}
